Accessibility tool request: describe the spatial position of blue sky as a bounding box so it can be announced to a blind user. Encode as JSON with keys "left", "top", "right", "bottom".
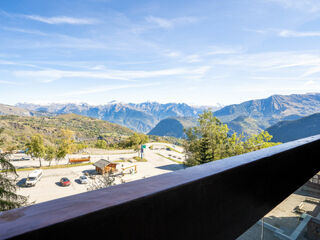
{"left": 1, "top": 0, "right": 320, "bottom": 106}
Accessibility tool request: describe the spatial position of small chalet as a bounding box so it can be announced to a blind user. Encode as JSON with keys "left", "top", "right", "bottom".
{"left": 93, "top": 159, "right": 118, "bottom": 174}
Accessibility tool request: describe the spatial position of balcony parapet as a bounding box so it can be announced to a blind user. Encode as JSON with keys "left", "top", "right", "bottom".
{"left": 1, "top": 135, "right": 320, "bottom": 239}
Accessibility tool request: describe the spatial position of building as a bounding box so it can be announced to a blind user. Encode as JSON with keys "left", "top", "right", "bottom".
{"left": 93, "top": 159, "right": 118, "bottom": 174}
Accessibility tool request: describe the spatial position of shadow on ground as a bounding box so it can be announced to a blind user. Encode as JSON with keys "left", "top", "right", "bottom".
{"left": 74, "top": 179, "right": 81, "bottom": 184}
{"left": 156, "top": 164, "right": 186, "bottom": 171}
{"left": 55, "top": 182, "right": 64, "bottom": 187}
{"left": 82, "top": 169, "right": 97, "bottom": 175}
{"left": 16, "top": 178, "right": 26, "bottom": 187}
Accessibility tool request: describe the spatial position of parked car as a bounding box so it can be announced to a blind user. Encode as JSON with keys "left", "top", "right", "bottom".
{"left": 79, "top": 175, "right": 88, "bottom": 184}
{"left": 25, "top": 169, "right": 43, "bottom": 187}
{"left": 60, "top": 177, "right": 71, "bottom": 187}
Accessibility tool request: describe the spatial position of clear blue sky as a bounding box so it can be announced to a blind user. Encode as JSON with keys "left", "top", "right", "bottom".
{"left": 1, "top": 0, "right": 320, "bottom": 106}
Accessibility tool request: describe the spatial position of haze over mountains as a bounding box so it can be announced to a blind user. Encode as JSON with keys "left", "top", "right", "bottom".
{"left": 2, "top": 92, "right": 320, "bottom": 139}
{"left": 0, "top": 104, "right": 35, "bottom": 117}
{"left": 16, "top": 102, "right": 210, "bottom": 133}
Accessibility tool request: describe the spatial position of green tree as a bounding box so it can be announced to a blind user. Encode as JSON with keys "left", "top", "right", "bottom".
{"left": 55, "top": 143, "right": 68, "bottom": 164}
{"left": 58, "top": 129, "right": 75, "bottom": 153}
{"left": 55, "top": 129, "right": 75, "bottom": 164}
{"left": 44, "top": 145, "right": 56, "bottom": 167}
{"left": 184, "top": 111, "right": 280, "bottom": 166}
{"left": 95, "top": 140, "right": 108, "bottom": 149}
{"left": 74, "top": 143, "right": 88, "bottom": 153}
{"left": 26, "top": 134, "right": 46, "bottom": 167}
{"left": 243, "top": 131, "right": 277, "bottom": 152}
{"left": 199, "top": 134, "right": 214, "bottom": 164}
{"left": 0, "top": 128, "right": 28, "bottom": 211}
{"left": 126, "top": 133, "right": 149, "bottom": 150}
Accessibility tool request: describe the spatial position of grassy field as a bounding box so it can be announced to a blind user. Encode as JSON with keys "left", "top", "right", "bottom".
{"left": 156, "top": 153, "right": 184, "bottom": 164}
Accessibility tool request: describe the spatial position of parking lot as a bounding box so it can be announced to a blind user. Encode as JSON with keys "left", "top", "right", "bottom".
{"left": 13, "top": 143, "right": 186, "bottom": 204}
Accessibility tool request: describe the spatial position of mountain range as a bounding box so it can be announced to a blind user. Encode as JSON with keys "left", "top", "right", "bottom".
{"left": 15, "top": 102, "right": 210, "bottom": 133}
{"left": 1, "top": 92, "right": 320, "bottom": 139}
{"left": 212, "top": 93, "right": 320, "bottom": 135}
{"left": 147, "top": 93, "right": 320, "bottom": 138}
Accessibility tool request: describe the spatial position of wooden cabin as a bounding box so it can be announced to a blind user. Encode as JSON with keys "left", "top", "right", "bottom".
{"left": 93, "top": 159, "right": 118, "bottom": 174}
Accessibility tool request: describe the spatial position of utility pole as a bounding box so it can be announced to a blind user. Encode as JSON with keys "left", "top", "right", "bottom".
{"left": 140, "top": 145, "right": 143, "bottom": 159}
{"left": 261, "top": 218, "right": 264, "bottom": 240}
{"left": 140, "top": 144, "right": 146, "bottom": 160}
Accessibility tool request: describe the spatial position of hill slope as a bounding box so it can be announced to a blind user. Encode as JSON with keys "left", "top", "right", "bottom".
{"left": 227, "top": 116, "right": 266, "bottom": 136}
{"left": 266, "top": 113, "right": 320, "bottom": 143}
{"left": 148, "top": 117, "right": 197, "bottom": 138}
{"left": 0, "top": 104, "right": 34, "bottom": 116}
{"left": 149, "top": 115, "right": 267, "bottom": 138}
{"left": 0, "top": 114, "right": 134, "bottom": 150}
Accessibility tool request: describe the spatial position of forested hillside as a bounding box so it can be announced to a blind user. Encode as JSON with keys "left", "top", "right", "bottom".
{"left": 148, "top": 117, "right": 197, "bottom": 138}
{"left": 266, "top": 113, "right": 320, "bottom": 142}
{"left": 0, "top": 114, "right": 134, "bottom": 150}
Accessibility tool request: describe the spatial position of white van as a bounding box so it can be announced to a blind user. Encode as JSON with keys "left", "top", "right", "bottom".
{"left": 25, "top": 169, "right": 43, "bottom": 187}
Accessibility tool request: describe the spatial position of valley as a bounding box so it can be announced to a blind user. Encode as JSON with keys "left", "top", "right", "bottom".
{"left": 11, "top": 92, "right": 320, "bottom": 139}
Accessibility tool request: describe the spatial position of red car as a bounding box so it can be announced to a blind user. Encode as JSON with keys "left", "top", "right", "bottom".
{"left": 60, "top": 177, "right": 71, "bottom": 187}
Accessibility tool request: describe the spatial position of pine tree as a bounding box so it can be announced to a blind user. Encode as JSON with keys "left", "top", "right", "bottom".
{"left": 199, "top": 134, "right": 214, "bottom": 164}
{"left": 184, "top": 111, "right": 280, "bottom": 166}
{"left": 0, "top": 128, "right": 28, "bottom": 211}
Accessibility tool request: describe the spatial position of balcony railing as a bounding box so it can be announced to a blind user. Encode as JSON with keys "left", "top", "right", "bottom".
{"left": 1, "top": 135, "right": 320, "bottom": 240}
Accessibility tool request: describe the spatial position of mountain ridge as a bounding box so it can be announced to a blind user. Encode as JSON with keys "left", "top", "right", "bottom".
{"left": 16, "top": 102, "right": 211, "bottom": 133}
{"left": 213, "top": 93, "right": 320, "bottom": 129}
{"left": 0, "top": 103, "right": 35, "bottom": 117}
{"left": 11, "top": 93, "right": 320, "bottom": 137}
{"left": 266, "top": 113, "right": 320, "bottom": 143}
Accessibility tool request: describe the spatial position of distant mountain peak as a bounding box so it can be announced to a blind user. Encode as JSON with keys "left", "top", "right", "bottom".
{"left": 15, "top": 101, "right": 205, "bottom": 133}
{"left": 13, "top": 92, "right": 320, "bottom": 136}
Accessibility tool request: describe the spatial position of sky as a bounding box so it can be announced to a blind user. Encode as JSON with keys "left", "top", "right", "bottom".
{"left": 1, "top": 0, "right": 320, "bottom": 106}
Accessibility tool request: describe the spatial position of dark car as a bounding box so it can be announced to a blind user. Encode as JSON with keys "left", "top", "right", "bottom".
{"left": 60, "top": 177, "right": 71, "bottom": 187}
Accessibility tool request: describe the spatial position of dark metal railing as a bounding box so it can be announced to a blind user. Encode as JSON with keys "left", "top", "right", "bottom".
{"left": 1, "top": 135, "right": 320, "bottom": 240}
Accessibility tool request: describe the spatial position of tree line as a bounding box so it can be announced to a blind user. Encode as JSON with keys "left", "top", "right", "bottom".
{"left": 25, "top": 129, "right": 87, "bottom": 167}
{"left": 183, "top": 111, "right": 280, "bottom": 166}
{"left": 95, "top": 133, "right": 149, "bottom": 151}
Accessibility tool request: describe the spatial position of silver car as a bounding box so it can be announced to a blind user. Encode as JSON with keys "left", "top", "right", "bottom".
{"left": 79, "top": 175, "right": 89, "bottom": 184}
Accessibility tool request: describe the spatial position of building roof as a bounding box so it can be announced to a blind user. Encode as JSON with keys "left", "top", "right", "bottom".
{"left": 93, "top": 159, "right": 113, "bottom": 169}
